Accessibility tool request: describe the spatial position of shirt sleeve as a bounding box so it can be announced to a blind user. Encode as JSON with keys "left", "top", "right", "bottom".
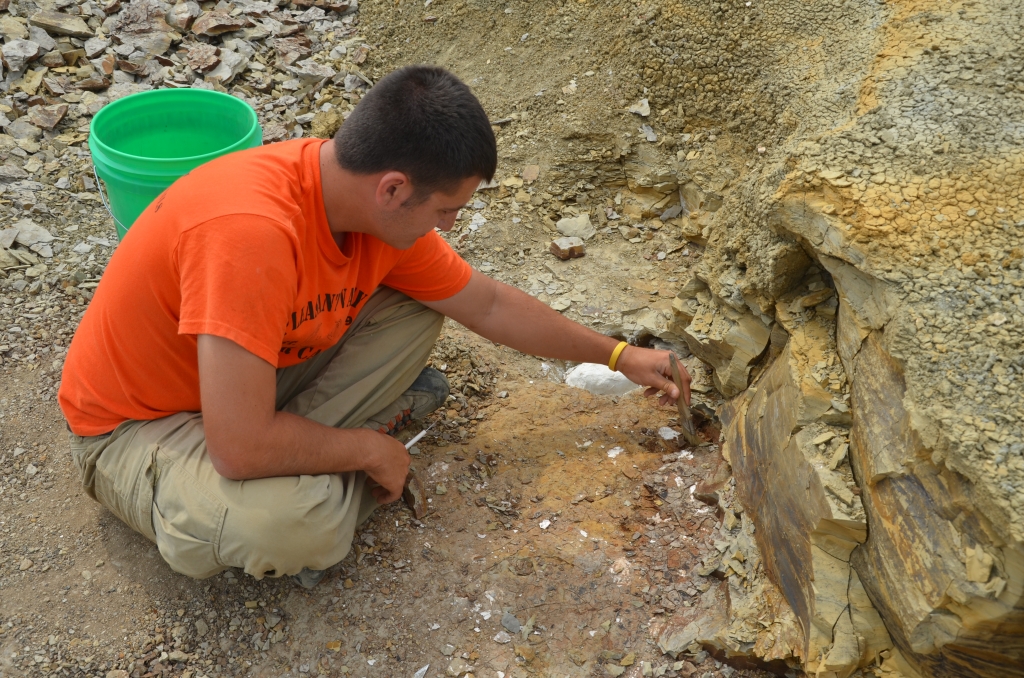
{"left": 381, "top": 230, "right": 473, "bottom": 301}
{"left": 176, "top": 216, "right": 298, "bottom": 366}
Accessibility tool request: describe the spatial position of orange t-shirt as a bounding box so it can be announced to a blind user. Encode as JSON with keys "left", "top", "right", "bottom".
{"left": 59, "top": 138, "right": 472, "bottom": 436}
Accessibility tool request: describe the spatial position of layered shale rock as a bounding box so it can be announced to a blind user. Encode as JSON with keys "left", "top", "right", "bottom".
{"left": 634, "top": 0, "right": 1024, "bottom": 676}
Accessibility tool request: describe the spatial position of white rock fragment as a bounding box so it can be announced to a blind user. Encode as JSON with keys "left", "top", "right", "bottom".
{"left": 493, "top": 630, "right": 512, "bottom": 644}
{"left": 629, "top": 98, "right": 650, "bottom": 116}
{"left": 13, "top": 219, "right": 54, "bottom": 246}
{"left": 28, "top": 26, "right": 56, "bottom": 53}
{"left": 2, "top": 39, "right": 41, "bottom": 72}
{"left": 289, "top": 58, "right": 336, "bottom": 84}
{"left": 539, "top": 519, "right": 551, "bottom": 529}
{"left": 205, "top": 50, "right": 249, "bottom": 84}
{"left": 556, "top": 212, "right": 595, "bottom": 240}
{"left": 658, "top": 427, "right": 680, "bottom": 441}
{"left": 168, "top": 1, "right": 202, "bottom": 31}
{"left": 565, "top": 363, "right": 639, "bottom": 396}
{"left": 607, "top": 446, "right": 624, "bottom": 458}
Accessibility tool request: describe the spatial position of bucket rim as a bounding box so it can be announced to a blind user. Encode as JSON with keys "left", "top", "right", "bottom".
{"left": 89, "top": 88, "right": 260, "bottom": 167}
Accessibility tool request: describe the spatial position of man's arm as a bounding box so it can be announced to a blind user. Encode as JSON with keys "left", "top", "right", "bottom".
{"left": 196, "top": 334, "right": 409, "bottom": 502}
{"left": 423, "top": 270, "right": 690, "bottom": 405}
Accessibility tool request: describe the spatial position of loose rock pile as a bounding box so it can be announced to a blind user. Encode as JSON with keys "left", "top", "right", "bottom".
{"left": 0, "top": 0, "right": 381, "bottom": 370}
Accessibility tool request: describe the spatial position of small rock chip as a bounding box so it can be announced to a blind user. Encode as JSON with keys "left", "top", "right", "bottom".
{"left": 83, "top": 37, "right": 110, "bottom": 59}
{"left": 29, "top": 11, "right": 94, "bottom": 39}
{"left": 77, "top": 75, "right": 111, "bottom": 92}
{"left": 493, "top": 630, "right": 512, "bottom": 644}
{"left": 186, "top": 42, "right": 220, "bottom": 73}
{"left": 262, "top": 122, "right": 289, "bottom": 144}
{"left": 26, "top": 104, "right": 68, "bottom": 130}
{"left": 0, "top": 15, "right": 29, "bottom": 41}
{"left": 501, "top": 612, "right": 521, "bottom": 634}
{"left": 289, "top": 58, "right": 336, "bottom": 84}
{"left": 19, "top": 558, "right": 33, "bottom": 570}
{"left": 1, "top": 39, "right": 41, "bottom": 72}
{"left": 271, "top": 36, "right": 312, "bottom": 64}
{"left": 660, "top": 205, "right": 683, "bottom": 220}
{"left": 168, "top": 1, "right": 202, "bottom": 31}
{"left": 403, "top": 472, "right": 429, "bottom": 519}
{"left": 793, "top": 288, "right": 834, "bottom": 309}
{"left": 350, "top": 44, "right": 369, "bottom": 64}
{"left": 41, "top": 50, "right": 67, "bottom": 68}
{"left": 167, "top": 650, "right": 188, "bottom": 662}
{"left": 13, "top": 219, "right": 54, "bottom": 245}
{"left": 0, "top": 165, "right": 29, "bottom": 182}
{"left": 27, "top": 26, "right": 56, "bottom": 52}
{"left": 628, "top": 98, "right": 650, "bottom": 117}
{"left": 446, "top": 658, "right": 470, "bottom": 676}
{"left": 205, "top": 50, "right": 248, "bottom": 84}
{"left": 192, "top": 10, "right": 247, "bottom": 36}
{"left": 549, "top": 236, "right": 585, "bottom": 260}
{"left": 310, "top": 108, "right": 343, "bottom": 139}
{"left": 522, "top": 164, "right": 540, "bottom": 183}
{"left": 194, "top": 619, "right": 209, "bottom": 636}
{"left": 555, "top": 213, "right": 595, "bottom": 240}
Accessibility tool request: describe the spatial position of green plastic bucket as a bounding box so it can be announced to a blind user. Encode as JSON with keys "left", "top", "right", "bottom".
{"left": 89, "top": 88, "right": 262, "bottom": 240}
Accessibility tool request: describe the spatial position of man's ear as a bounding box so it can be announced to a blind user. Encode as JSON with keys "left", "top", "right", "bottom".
{"left": 376, "top": 171, "right": 415, "bottom": 209}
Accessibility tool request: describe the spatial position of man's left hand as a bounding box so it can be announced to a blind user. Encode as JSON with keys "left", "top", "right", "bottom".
{"left": 615, "top": 346, "right": 691, "bottom": 407}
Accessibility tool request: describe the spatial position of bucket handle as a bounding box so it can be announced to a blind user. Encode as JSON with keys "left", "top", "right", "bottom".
{"left": 92, "top": 165, "right": 126, "bottom": 235}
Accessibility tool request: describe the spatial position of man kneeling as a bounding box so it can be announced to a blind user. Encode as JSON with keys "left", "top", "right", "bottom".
{"left": 59, "top": 65, "right": 689, "bottom": 588}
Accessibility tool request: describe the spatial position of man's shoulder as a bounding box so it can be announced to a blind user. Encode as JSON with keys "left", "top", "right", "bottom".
{"left": 144, "top": 139, "right": 325, "bottom": 233}
{"left": 185, "top": 138, "right": 322, "bottom": 189}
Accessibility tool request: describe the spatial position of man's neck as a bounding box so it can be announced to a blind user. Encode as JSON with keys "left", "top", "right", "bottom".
{"left": 319, "top": 139, "right": 375, "bottom": 237}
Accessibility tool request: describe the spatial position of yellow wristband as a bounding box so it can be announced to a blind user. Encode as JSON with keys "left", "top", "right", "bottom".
{"left": 608, "top": 341, "right": 629, "bottom": 372}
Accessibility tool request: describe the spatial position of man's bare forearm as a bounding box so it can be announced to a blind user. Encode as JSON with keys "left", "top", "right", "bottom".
{"left": 208, "top": 411, "right": 377, "bottom": 479}
{"left": 197, "top": 334, "right": 408, "bottom": 490}
{"left": 425, "top": 272, "right": 686, "bottom": 404}
{"left": 454, "top": 278, "right": 620, "bottom": 364}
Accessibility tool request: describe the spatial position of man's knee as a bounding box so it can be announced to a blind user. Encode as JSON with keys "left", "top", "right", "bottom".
{"left": 214, "top": 473, "right": 368, "bottom": 578}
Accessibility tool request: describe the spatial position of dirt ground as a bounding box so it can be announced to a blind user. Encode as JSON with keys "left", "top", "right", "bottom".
{"left": 1, "top": 319, "right": 774, "bottom": 678}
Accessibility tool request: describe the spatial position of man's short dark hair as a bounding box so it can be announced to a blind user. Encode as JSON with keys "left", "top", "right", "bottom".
{"left": 334, "top": 65, "right": 497, "bottom": 199}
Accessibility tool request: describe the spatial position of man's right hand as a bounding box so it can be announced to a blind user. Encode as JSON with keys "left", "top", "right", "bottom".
{"left": 198, "top": 334, "right": 409, "bottom": 500}
{"left": 364, "top": 433, "right": 411, "bottom": 503}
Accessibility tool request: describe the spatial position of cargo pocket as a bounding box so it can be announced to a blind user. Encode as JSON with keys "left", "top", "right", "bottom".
{"left": 152, "top": 448, "right": 227, "bottom": 579}
{"left": 91, "top": 441, "right": 159, "bottom": 543}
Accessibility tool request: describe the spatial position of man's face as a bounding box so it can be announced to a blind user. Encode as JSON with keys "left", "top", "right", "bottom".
{"left": 376, "top": 175, "right": 482, "bottom": 250}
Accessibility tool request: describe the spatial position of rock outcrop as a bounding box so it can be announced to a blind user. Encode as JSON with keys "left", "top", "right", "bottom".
{"left": 631, "top": 0, "right": 1024, "bottom": 675}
